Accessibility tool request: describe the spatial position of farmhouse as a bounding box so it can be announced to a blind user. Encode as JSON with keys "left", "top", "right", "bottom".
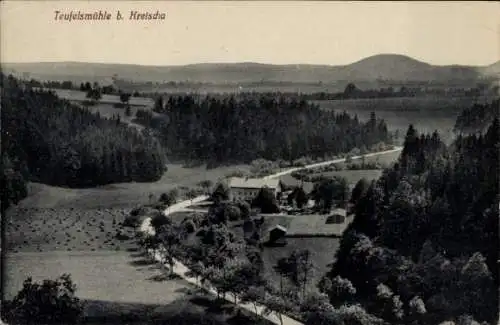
{"left": 228, "top": 177, "right": 281, "bottom": 202}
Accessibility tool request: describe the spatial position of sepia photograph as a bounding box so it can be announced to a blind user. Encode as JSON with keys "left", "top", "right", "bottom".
{"left": 0, "top": 1, "right": 499, "bottom": 325}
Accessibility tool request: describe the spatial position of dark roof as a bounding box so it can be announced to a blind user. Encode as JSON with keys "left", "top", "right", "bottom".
{"left": 269, "top": 224, "right": 288, "bottom": 233}
{"left": 326, "top": 214, "right": 345, "bottom": 224}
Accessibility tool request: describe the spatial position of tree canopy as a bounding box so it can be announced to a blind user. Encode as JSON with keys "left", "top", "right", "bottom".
{"left": 2, "top": 73, "right": 166, "bottom": 188}
{"left": 323, "top": 108, "right": 499, "bottom": 325}
{"left": 152, "top": 93, "right": 392, "bottom": 163}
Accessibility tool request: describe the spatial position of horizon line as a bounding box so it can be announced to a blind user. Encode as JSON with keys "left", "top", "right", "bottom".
{"left": 2, "top": 53, "right": 498, "bottom": 68}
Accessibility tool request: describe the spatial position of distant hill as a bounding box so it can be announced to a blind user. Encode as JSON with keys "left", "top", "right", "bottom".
{"left": 479, "top": 61, "right": 500, "bottom": 77}
{"left": 2, "top": 54, "right": 498, "bottom": 85}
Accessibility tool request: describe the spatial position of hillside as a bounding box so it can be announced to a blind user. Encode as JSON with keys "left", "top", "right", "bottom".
{"left": 2, "top": 54, "right": 497, "bottom": 85}
{"left": 479, "top": 61, "right": 500, "bottom": 77}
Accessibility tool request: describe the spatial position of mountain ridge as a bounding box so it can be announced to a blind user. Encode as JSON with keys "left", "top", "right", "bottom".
{"left": 2, "top": 54, "right": 498, "bottom": 85}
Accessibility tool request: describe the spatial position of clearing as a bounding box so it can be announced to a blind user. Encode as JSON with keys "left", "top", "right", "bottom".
{"left": 78, "top": 102, "right": 165, "bottom": 131}
{"left": 51, "top": 89, "right": 161, "bottom": 130}
{"left": 51, "top": 88, "right": 154, "bottom": 107}
{"left": 15, "top": 163, "right": 251, "bottom": 210}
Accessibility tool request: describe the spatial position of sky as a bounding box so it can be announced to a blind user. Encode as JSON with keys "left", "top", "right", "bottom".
{"left": 1, "top": 1, "right": 499, "bottom": 66}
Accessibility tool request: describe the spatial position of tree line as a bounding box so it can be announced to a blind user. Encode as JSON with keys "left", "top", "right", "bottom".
{"left": 301, "top": 82, "right": 497, "bottom": 101}
{"left": 152, "top": 93, "right": 392, "bottom": 164}
{"left": 1, "top": 73, "right": 167, "bottom": 192}
{"left": 19, "top": 77, "right": 143, "bottom": 97}
{"left": 454, "top": 99, "right": 499, "bottom": 134}
{"left": 319, "top": 114, "right": 499, "bottom": 324}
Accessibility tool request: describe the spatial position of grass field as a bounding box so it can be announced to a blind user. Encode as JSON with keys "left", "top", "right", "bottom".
{"left": 4, "top": 251, "right": 270, "bottom": 325}
{"left": 261, "top": 237, "right": 340, "bottom": 294}
{"left": 3, "top": 250, "right": 182, "bottom": 302}
{"left": 310, "top": 169, "right": 384, "bottom": 185}
{"left": 284, "top": 148, "right": 400, "bottom": 188}
{"left": 16, "top": 163, "right": 251, "bottom": 210}
{"left": 5, "top": 207, "right": 136, "bottom": 253}
{"left": 313, "top": 96, "right": 493, "bottom": 143}
{"left": 258, "top": 213, "right": 342, "bottom": 293}
{"left": 51, "top": 88, "right": 154, "bottom": 107}
{"left": 46, "top": 89, "right": 161, "bottom": 130}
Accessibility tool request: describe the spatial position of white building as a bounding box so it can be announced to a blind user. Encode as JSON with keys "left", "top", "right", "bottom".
{"left": 228, "top": 177, "right": 281, "bottom": 202}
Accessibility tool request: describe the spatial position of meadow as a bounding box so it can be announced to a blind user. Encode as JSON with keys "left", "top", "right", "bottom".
{"left": 254, "top": 214, "right": 344, "bottom": 293}
{"left": 261, "top": 237, "right": 340, "bottom": 294}
{"left": 281, "top": 149, "right": 399, "bottom": 188}
{"left": 47, "top": 89, "right": 159, "bottom": 130}
{"left": 313, "top": 96, "right": 493, "bottom": 142}
{"left": 51, "top": 88, "right": 154, "bottom": 107}
{"left": 5, "top": 207, "right": 138, "bottom": 253}
{"left": 16, "top": 163, "right": 251, "bottom": 210}
{"left": 309, "top": 169, "right": 383, "bottom": 185}
{"left": 5, "top": 251, "right": 268, "bottom": 325}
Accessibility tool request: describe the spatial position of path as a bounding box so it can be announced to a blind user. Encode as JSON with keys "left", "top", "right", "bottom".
{"left": 140, "top": 146, "right": 403, "bottom": 325}
{"left": 141, "top": 219, "right": 303, "bottom": 325}
{"left": 262, "top": 146, "right": 403, "bottom": 180}
{"left": 151, "top": 247, "right": 303, "bottom": 325}
{"left": 177, "top": 208, "right": 209, "bottom": 213}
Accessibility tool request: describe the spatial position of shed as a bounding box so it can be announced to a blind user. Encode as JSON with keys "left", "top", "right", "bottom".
{"left": 326, "top": 208, "right": 347, "bottom": 224}
{"left": 268, "top": 224, "right": 288, "bottom": 242}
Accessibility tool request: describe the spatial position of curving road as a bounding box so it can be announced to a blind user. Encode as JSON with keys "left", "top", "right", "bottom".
{"left": 262, "top": 146, "right": 403, "bottom": 180}
{"left": 140, "top": 146, "right": 403, "bottom": 325}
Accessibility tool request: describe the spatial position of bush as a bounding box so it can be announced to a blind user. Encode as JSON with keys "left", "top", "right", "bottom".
{"left": 3, "top": 274, "right": 83, "bottom": 324}
{"left": 224, "top": 204, "right": 242, "bottom": 221}
{"left": 159, "top": 189, "right": 177, "bottom": 206}
{"left": 292, "top": 156, "right": 313, "bottom": 167}
{"left": 123, "top": 214, "right": 142, "bottom": 228}
{"left": 250, "top": 158, "right": 280, "bottom": 176}
{"left": 211, "top": 182, "right": 230, "bottom": 204}
{"left": 189, "top": 212, "right": 205, "bottom": 227}
{"left": 130, "top": 206, "right": 150, "bottom": 217}
{"left": 150, "top": 212, "right": 171, "bottom": 232}
{"left": 236, "top": 201, "right": 251, "bottom": 219}
{"left": 182, "top": 219, "right": 196, "bottom": 233}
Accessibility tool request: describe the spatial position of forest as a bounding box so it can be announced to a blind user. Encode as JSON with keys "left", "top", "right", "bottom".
{"left": 1, "top": 73, "right": 166, "bottom": 203}
{"left": 152, "top": 93, "right": 392, "bottom": 163}
{"left": 454, "top": 99, "right": 499, "bottom": 134}
{"left": 316, "top": 116, "right": 499, "bottom": 324}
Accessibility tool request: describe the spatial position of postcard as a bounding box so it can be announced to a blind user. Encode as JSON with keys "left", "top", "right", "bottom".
{"left": 1, "top": 1, "right": 499, "bottom": 325}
